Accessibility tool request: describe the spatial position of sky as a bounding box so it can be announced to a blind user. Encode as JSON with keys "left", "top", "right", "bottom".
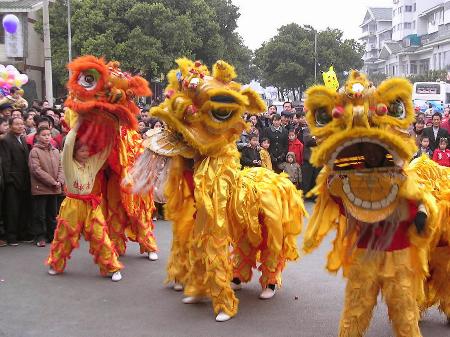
{"left": 231, "top": 0, "right": 393, "bottom": 50}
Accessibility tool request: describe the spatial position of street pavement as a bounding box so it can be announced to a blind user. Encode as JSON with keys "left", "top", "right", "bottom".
{"left": 0, "top": 201, "right": 448, "bottom": 337}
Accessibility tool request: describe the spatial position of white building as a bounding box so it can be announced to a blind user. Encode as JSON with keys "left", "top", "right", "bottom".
{"left": 361, "top": 0, "right": 450, "bottom": 77}
{"left": 0, "top": 0, "right": 48, "bottom": 102}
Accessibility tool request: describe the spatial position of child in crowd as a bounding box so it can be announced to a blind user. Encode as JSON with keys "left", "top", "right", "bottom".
{"left": 260, "top": 137, "right": 272, "bottom": 170}
{"left": 28, "top": 126, "right": 64, "bottom": 247}
{"left": 240, "top": 133, "right": 261, "bottom": 167}
{"left": 278, "top": 152, "right": 302, "bottom": 189}
{"left": 432, "top": 137, "right": 450, "bottom": 167}
{"left": 288, "top": 129, "right": 303, "bottom": 165}
{"left": 413, "top": 135, "right": 433, "bottom": 160}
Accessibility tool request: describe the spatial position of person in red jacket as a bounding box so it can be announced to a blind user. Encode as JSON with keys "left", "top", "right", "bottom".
{"left": 288, "top": 129, "right": 303, "bottom": 165}
{"left": 432, "top": 137, "right": 450, "bottom": 167}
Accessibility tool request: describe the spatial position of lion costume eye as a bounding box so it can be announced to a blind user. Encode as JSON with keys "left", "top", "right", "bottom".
{"left": 315, "top": 107, "right": 332, "bottom": 126}
{"left": 77, "top": 69, "right": 100, "bottom": 91}
{"left": 388, "top": 99, "right": 406, "bottom": 119}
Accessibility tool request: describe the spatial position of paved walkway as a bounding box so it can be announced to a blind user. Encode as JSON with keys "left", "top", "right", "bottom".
{"left": 0, "top": 202, "right": 448, "bottom": 337}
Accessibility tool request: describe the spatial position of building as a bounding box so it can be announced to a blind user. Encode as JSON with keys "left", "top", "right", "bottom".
{"left": 0, "top": 0, "right": 49, "bottom": 102}
{"left": 361, "top": 0, "right": 450, "bottom": 78}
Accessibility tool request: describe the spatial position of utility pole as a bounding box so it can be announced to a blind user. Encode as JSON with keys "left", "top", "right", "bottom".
{"left": 67, "top": 0, "right": 72, "bottom": 62}
{"left": 314, "top": 31, "right": 317, "bottom": 83}
{"left": 43, "top": 0, "right": 54, "bottom": 106}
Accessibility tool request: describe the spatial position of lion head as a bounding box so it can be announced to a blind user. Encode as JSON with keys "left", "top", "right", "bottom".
{"left": 305, "top": 71, "right": 416, "bottom": 222}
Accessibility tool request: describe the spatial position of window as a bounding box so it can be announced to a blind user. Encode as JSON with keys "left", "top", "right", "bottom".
{"left": 393, "top": 9, "right": 396, "bottom": 16}
{"left": 398, "top": 23, "right": 402, "bottom": 30}
{"left": 410, "top": 62, "right": 417, "bottom": 74}
{"left": 405, "top": 5, "right": 412, "bottom": 12}
{"left": 0, "top": 15, "right": 4, "bottom": 44}
{"left": 413, "top": 20, "right": 416, "bottom": 29}
{"left": 404, "top": 22, "right": 412, "bottom": 29}
{"left": 413, "top": 3, "right": 416, "bottom": 12}
{"left": 398, "top": 7, "right": 402, "bottom": 14}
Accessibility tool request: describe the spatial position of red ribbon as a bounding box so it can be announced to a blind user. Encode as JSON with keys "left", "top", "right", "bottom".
{"left": 66, "top": 193, "right": 102, "bottom": 209}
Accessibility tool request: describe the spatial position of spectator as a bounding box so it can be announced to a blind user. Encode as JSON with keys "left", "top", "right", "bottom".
{"left": 283, "top": 101, "right": 293, "bottom": 113}
{"left": 11, "top": 109, "right": 23, "bottom": 119}
{"left": 441, "top": 106, "right": 450, "bottom": 127}
{"left": 24, "top": 113, "right": 36, "bottom": 134}
{"left": 0, "top": 117, "right": 32, "bottom": 245}
{"left": 280, "top": 111, "right": 292, "bottom": 129}
{"left": 302, "top": 125, "right": 321, "bottom": 198}
{"left": 240, "top": 133, "right": 261, "bottom": 168}
{"left": 411, "top": 119, "right": 425, "bottom": 147}
{"left": 261, "top": 104, "right": 277, "bottom": 128}
{"left": 422, "top": 113, "right": 449, "bottom": 152}
{"left": 41, "top": 109, "right": 60, "bottom": 138}
{"left": 138, "top": 120, "right": 147, "bottom": 135}
{"left": 265, "top": 114, "right": 288, "bottom": 172}
{"left": 29, "top": 126, "right": 64, "bottom": 246}
{"left": 260, "top": 137, "right": 272, "bottom": 170}
{"left": 413, "top": 135, "right": 433, "bottom": 160}
{"left": 0, "top": 103, "right": 12, "bottom": 119}
{"left": 26, "top": 116, "right": 59, "bottom": 150}
{"left": 288, "top": 129, "right": 303, "bottom": 165}
{"left": 0, "top": 116, "right": 8, "bottom": 138}
{"left": 278, "top": 152, "right": 302, "bottom": 189}
{"left": 432, "top": 138, "right": 450, "bottom": 167}
{"left": 237, "top": 126, "right": 259, "bottom": 151}
{"left": 292, "top": 112, "right": 308, "bottom": 141}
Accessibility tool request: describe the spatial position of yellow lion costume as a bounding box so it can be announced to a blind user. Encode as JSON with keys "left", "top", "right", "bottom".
{"left": 408, "top": 156, "right": 450, "bottom": 324}
{"left": 302, "top": 71, "right": 438, "bottom": 337}
{"left": 126, "top": 58, "right": 305, "bottom": 321}
{"left": 47, "top": 56, "right": 157, "bottom": 280}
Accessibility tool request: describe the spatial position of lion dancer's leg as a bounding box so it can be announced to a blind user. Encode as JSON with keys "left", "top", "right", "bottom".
{"left": 128, "top": 199, "right": 158, "bottom": 259}
{"left": 381, "top": 250, "right": 422, "bottom": 337}
{"left": 83, "top": 203, "right": 123, "bottom": 277}
{"left": 428, "top": 246, "right": 450, "bottom": 322}
{"left": 105, "top": 173, "right": 128, "bottom": 256}
{"left": 338, "top": 251, "right": 380, "bottom": 337}
{"left": 232, "top": 235, "right": 258, "bottom": 290}
{"left": 47, "top": 198, "right": 83, "bottom": 273}
{"left": 183, "top": 223, "right": 238, "bottom": 322}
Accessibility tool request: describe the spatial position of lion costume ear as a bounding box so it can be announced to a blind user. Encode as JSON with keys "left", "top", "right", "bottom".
{"left": 240, "top": 87, "right": 266, "bottom": 114}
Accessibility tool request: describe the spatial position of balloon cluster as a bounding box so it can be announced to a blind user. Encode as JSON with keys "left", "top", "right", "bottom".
{"left": 0, "top": 65, "right": 28, "bottom": 94}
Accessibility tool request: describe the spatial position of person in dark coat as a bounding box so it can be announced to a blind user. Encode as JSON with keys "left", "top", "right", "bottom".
{"left": 240, "top": 133, "right": 261, "bottom": 167}
{"left": 422, "top": 112, "right": 449, "bottom": 152}
{"left": 0, "top": 117, "right": 32, "bottom": 245}
{"left": 302, "top": 125, "right": 321, "bottom": 198}
{"left": 264, "top": 114, "right": 288, "bottom": 172}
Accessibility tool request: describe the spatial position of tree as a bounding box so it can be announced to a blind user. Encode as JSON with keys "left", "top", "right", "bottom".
{"left": 35, "top": 0, "right": 253, "bottom": 97}
{"left": 254, "top": 24, "right": 364, "bottom": 100}
{"left": 408, "top": 70, "right": 448, "bottom": 83}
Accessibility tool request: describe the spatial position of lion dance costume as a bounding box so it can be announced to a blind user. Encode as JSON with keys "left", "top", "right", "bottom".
{"left": 409, "top": 156, "right": 450, "bottom": 324}
{"left": 302, "top": 71, "right": 438, "bottom": 337}
{"left": 47, "top": 56, "right": 157, "bottom": 279}
{"left": 126, "top": 58, "right": 305, "bottom": 321}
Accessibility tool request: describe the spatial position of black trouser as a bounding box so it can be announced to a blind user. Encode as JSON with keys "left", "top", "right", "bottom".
{"left": 4, "top": 184, "right": 31, "bottom": 243}
{"left": 31, "top": 195, "right": 57, "bottom": 242}
{"left": 301, "top": 161, "right": 321, "bottom": 196}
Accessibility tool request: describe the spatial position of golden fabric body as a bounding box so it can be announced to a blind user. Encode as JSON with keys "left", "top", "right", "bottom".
{"left": 339, "top": 249, "right": 421, "bottom": 337}
{"left": 47, "top": 197, "right": 123, "bottom": 276}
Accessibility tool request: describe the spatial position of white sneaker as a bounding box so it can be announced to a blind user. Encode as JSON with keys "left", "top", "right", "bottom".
{"left": 259, "top": 287, "right": 276, "bottom": 299}
{"left": 215, "top": 311, "right": 232, "bottom": 322}
{"left": 48, "top": 267, "right": 58, "bottom": 275}
{"left": 111, "top": 271, "right": 122, "bottom": 282}
{"left": 173, "top": 283, "right": 183, "bottom": 291}
{"left": 231, "top": 282, "right": 242, "bottom": 290}
{"left": 182, "top": 296, "right": 209, "bottom": 304}
{"left": 148, "top": 252, "right": 158, "bottom": 261}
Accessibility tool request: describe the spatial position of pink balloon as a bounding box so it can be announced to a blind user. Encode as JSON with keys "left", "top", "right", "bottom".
{"left": 18, "top": 73, "right": 28, "bottom": 85}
